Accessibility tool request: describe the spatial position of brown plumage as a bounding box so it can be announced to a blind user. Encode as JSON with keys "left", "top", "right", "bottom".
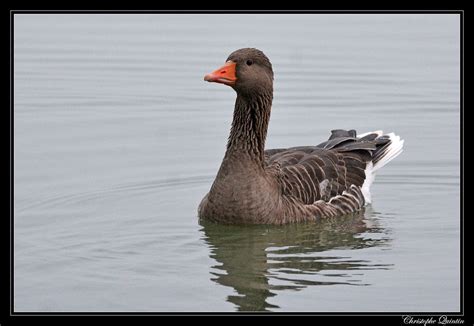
{"left": 199, "top": 48, "right": 403, "bottom": 225}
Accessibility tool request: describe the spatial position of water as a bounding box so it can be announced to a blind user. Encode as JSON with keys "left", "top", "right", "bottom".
{"left": 13, "top": 14, "right": 461, "bottom": 312}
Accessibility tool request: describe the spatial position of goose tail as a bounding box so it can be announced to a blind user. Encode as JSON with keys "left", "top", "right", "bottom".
{"left": 360, "top": 131, "right": 404, "bottom": 204}
{"left": 372, "top": 132, "right": 404, "bottom": 172}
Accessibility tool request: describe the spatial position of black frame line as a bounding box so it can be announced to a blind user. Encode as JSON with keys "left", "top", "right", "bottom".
{"left": 8, "top": 9, "right": 465, "bottom": 319}
{"left": 9, "top": 10, "right": 465, "bottom": 14}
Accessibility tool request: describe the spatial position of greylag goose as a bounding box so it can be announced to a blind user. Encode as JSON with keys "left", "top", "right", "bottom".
{"left": 199, "top": 48, "right": 403, "bottom": 224}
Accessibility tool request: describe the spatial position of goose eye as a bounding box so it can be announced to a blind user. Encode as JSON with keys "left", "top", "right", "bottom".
{"left": 246, "top": 60, "right": 253, "bottom": 66}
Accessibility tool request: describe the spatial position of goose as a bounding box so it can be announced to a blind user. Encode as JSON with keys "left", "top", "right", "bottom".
{"left": 198, "top": 48, "right": 403, "bottom": 224}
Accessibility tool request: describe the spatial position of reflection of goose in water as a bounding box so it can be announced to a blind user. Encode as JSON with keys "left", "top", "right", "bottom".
{"left": 200, "top": 208, "right": 392, "bottom": 311}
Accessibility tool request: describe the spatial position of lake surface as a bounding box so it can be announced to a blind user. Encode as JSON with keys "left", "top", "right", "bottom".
{"left": 13, "top": 14, "right": 461, "bottom": 312}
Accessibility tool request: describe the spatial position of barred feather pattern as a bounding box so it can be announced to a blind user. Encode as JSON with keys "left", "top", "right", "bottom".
{"left": 264, "top": 129, "right": 390, "bottom": 223}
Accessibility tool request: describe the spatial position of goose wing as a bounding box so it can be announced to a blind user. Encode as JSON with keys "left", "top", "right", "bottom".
{"left": 265, "top": 129, "right": 390, "bottom": 205}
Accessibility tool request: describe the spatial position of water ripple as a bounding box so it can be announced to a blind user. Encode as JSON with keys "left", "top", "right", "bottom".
{"left": 15, "top": 175, "right": 213, "bottom": 214}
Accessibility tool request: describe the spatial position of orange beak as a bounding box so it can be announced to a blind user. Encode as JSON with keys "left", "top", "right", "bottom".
{"left": 204, "top": 61, "right": 237, "bottom": 86}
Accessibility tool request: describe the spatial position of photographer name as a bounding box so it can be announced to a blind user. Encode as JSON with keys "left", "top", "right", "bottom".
{"left": 403, "top": 315, "right": 464, "bottom": 326}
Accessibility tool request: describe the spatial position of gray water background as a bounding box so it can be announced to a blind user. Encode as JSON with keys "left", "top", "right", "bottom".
{"left": 13, "top": 14, "right": 460, "bottom": 312}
